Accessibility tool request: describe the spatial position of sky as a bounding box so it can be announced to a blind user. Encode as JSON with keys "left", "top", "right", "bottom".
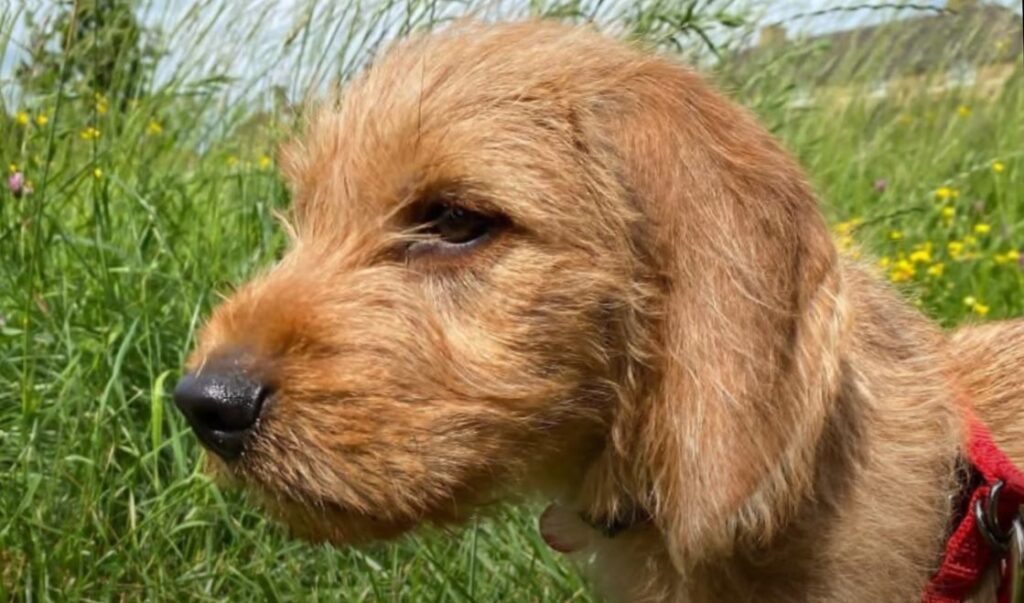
{"left": 1, "top": 0, "right": 1021, "bottom": 105}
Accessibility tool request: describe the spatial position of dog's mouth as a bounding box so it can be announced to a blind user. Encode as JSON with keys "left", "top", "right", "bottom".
{"left": 205, "top": 431, "right": 473, "bottom": 546}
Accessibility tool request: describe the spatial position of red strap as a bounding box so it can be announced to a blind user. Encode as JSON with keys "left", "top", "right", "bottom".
{"left": 923, "top": 415, "right": 1024, "bottom": 602}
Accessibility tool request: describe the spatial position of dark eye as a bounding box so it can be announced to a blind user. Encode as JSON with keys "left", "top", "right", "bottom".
{"left": 424, "top": 204, "right": 492, "bottom": 244}
{"left": 407, "top": 202, "right": 502, "bottom": 257}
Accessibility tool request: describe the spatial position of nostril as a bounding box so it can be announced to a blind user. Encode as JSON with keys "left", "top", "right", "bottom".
{"left": 194, "top": 407, "right": 229, "bottom": 432}
{"left": 172, "top": 361, "right": 270, "bottom": 460}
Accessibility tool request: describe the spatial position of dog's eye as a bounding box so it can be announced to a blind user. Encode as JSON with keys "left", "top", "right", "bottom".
{"left": 407, "top": 202, "right": 501, "bottom": 257}
{"left": 425, "top": 204, "right": 492, "bottom": 244}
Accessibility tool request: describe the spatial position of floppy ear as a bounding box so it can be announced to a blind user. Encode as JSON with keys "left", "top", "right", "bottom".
{"left": 592, "top": 56, "right": 845, "bottom": 567}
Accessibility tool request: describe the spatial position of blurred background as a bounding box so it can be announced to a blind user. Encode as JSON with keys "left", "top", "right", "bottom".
{"left": 1, "top": 1, "right": 1021, "bottom": 600}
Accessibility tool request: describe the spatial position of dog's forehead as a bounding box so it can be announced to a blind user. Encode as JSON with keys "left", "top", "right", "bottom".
{"left": 282, "top": 23, "right": 642, "bottom": 227}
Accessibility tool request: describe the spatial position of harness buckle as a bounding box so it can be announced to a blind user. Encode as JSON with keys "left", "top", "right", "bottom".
{"left": 975, "top": 480, "right": 1010, "bottom": 551}
{"left": 1009, "top": 513, "right": 1024, "bottom": 603}
{"left": 973, "top": 480, "right": 1024, "bottom": 602}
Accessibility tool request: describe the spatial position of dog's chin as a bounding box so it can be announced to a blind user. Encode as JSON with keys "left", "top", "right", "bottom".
{"left": 251, "top": 492, "right": 419, "bottom": 545}
{"left": 201, "top": 453, "right": 438, "bottom": 546}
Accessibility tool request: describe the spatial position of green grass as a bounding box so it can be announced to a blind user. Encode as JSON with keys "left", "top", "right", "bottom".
{"left": 1, "top": 1, "right": 1021, "bottom": 601}
{"left": 739, "top": 75, "right": 1024, "bottom": 324}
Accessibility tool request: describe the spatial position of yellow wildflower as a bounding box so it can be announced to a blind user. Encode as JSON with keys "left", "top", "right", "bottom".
{"left": 8, "top": 163, "right": 17, "bottom": 173}
{"left": 878, "top": 256, "right": 892, "bottom": 268}
{"left": 948, "top": 241, "right": 965, "bottom": 259}
{"left": 941, "top": 206, "right": 955, "bottom": 226}
{"left": 995, "top": 250, "right": 1021, "bottom": 265}
{"left": 35, "top": 114, "right": 48, "bottom": 126}
{"left": 95, "top": 93, "right": 108, "bottom": 114}
{"left": 837, "top": 235, "right": 861, "bottom": 259}
{"left": 927, "top": 263, "right": 945, "bottom": 277}
{"left": 992, "top": 161, "right": 1005, "bottom": 173}
{"left": 15, "top": 110, "right": 29, "bottom": 126}
{"left": 935, "top": 187, "right": 959, "bottom": 201}
{"left": 93, "top": 168, "right": 103, "bottom": 179}
{"left": 147, "top": 120, "right": 163, "bottom": 135}
{"left": 909, "top": 249, "right": 931, "bottom": 264}
{"left": 974, "top": 223, "right": 991, "bottom": 235}
{"left": 889, "top": 259, "right": 915, "bottom": 283}
{"left": 80, "top": 127, "right": 101, "bottom": 140}
{"left": 889, "top": 230, "right": 904, "bottom": 241}
{"left": 957, "top": 105, "right": 971, "bottom": 117}
{"left": 963, "top": 296, "right": 990, "bottom": 316}
{"left": 258, "top": 154, "right": 272, "bottom": 170}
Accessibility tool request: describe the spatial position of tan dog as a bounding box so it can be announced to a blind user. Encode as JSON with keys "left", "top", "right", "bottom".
{"left": 172, "top": 22, "right": 1024, "bottom": 602}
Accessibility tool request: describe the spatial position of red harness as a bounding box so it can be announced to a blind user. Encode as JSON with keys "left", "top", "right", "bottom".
{"left": 924, "top": 413, "right": 1024, "bottom": 602}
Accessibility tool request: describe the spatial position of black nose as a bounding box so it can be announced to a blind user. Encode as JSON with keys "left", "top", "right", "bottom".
{"left": 173, "top": 360, "right": 270, "bottom": 460}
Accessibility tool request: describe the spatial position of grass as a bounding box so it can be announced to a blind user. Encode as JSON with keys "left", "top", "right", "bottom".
{"left": 747, "top": 80, "right": 1023, "bottom": 325}
{"left": 1, "top": 1, "right": 1021, "bottom": 601}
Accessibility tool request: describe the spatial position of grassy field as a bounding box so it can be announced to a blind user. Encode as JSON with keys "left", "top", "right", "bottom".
{"left": 1, "top": 1, "right": 1021, "bottom": 601}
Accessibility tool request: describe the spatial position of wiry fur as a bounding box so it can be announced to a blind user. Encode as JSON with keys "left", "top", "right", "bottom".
{"left": 184, "top": 22, "right": 1024, "bottom": 602}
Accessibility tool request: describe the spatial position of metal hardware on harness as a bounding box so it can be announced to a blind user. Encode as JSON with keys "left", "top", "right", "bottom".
{"left": 976, "top": 480, "right": 1010, "bottom": 551}
{"left": 973, "top": 480, "right": 1024, "bottom": 603}
{"left": 1009, "top": 513, "right": 1024, "bottom": 603}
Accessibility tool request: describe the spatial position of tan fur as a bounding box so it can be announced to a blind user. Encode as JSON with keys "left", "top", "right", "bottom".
{"left": 183, "top": 22, "right": 1024, "bottom": 602}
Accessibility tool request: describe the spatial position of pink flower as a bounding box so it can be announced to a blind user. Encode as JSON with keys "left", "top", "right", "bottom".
{"left": 7, "top": 171, "right": 33, "bottom": 198}
{"left": 872, "top": 179, "right": 888, "bottom": 193}
{"left": 8, "top": 171, "right": 24, "bottom": 197}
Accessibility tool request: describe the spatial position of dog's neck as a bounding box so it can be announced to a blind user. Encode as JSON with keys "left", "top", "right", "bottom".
{"left": 548, "top": 264, "right": 966, "bottom": 602}
{"left": 554, "top": 406, "right": 962, "bottom": 602}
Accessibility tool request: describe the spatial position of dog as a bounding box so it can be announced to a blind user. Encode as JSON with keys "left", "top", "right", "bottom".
{"left": 172, "top": 21, "right": 1024, "bottom": 602}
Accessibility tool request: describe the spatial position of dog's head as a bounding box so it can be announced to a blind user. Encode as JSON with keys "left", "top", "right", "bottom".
{"left": 175, "top": 22, "right": 837, "bottom": 561}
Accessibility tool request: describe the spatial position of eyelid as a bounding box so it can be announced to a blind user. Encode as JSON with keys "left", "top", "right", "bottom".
{"left": 405, "top": 227, "right": 498, "bottom": 260}
{"left": 404, "top": 185, "right": 499, "bottom": 215}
